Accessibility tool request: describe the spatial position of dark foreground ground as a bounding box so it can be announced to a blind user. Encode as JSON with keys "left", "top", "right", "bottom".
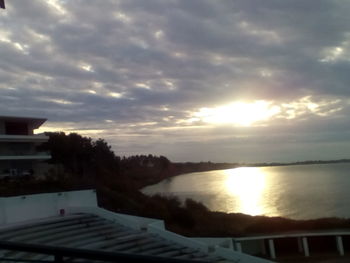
{"left": 278, "top": 253, "right": 350, "bottom": 263}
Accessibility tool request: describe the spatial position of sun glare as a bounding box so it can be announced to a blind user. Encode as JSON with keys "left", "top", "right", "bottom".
{"left": 225, "top": 167, "right": 267, "bottom": 215}
{"left": 194, "top": 101, "right": 280, "bottom": 126}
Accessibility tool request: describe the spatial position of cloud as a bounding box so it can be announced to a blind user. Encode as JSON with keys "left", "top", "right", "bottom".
{"left": 1, "top": 0, "right": 350, "bottom": 162}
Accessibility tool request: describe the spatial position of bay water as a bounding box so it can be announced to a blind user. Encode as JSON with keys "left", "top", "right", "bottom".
{"left": 142, "top": 162, "right": 350, "bottom": 220}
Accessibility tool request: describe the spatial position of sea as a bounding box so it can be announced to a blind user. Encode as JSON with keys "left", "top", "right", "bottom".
{"left": 142, "top": 162, "right": 350, "bottom": 220}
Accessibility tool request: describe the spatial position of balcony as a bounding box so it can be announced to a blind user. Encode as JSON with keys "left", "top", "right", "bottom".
{"left": 0, "top": 134, "right": 49, "bottom": 142}
{"left": 0, "top": 152, "right": 51, "bottom": 160}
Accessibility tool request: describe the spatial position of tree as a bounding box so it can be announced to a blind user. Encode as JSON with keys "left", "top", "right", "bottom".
{"left": 39, "top": 132, "right": 120, "bottom": 181}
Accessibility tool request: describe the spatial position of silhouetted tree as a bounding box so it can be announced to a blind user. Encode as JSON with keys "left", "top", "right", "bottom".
{"left": 39, "top": 132, "right": 119, "bottom": 182}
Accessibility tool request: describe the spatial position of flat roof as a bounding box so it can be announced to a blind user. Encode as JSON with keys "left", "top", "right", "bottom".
{"left": 0, "top": 213, "right": 223, "bottom": 262}
{"left": 0, "top": 115, "right": 47, "bottom": 129}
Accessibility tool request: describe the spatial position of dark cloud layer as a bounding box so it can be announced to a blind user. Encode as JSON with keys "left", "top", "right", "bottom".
{"left": 1, "top": 0, "right": 350, "bottom": 162}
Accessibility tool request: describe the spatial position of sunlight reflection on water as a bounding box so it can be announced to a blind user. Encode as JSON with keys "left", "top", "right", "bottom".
{"left": 142, "top": 163, "right": 350, "bottom": 219}
{"left": 143, "top": 166, "right": 279, "bottom": 217}
{"left": 224, "top": 167, "right": 266, "bottom": 216}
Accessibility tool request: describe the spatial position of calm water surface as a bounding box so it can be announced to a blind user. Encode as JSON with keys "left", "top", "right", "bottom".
{"left": 142, "top": 163, "right": 350, "bottom": 219}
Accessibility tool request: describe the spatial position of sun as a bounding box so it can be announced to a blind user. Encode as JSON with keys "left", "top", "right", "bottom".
{"left": 194, "top": 100, "right": 280, "bottom": 126}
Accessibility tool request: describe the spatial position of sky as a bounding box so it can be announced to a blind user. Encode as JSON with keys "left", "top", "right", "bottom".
{"left": 1, "top": 0, "right": 350, "bottom": 163}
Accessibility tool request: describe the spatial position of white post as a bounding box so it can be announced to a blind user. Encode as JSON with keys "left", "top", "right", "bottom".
{"left": 268, "top": 239, "right": 276, "bottom": 259}
{"left": 336, "top": 236, "right": 344, "bottom": 256}
{"left": 261, "top": 239, "right": 267, "bottom": 255}
{"left": 302, "top": 237, "right": 310, "bottom": 257}
{"left": 297, "top": 237, "right": 303, "bottom": 253}
{"left": 235, "top": 242, "right": 242, "bottom": 252}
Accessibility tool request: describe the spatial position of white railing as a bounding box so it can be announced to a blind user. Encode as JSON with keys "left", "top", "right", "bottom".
{"left": 0, "top": 154, "right": 51, "bottom": 160}
{"left": 0, "top": 134, "right": 49, "bottom": 142}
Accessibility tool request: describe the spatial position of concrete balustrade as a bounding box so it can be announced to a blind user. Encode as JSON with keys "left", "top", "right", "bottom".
{"left": 302, "top": 237, "right": 309, "bottom": 257}
{"left": 297, "top": 237, "right": 303, "bottom": 253}
{"left": 268, "top": 239, "right": 276, "bottom": 259}
{"left": 235, "top": 242, "right": 242, "bottom": 252}
{"left": 336, "top": 236, "right": 344, "bottom": 256}
{"left": 233, "top": 232, "right": 350, "bottom": 260}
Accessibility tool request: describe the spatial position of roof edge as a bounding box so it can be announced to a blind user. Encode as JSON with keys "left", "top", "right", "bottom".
{"left": 0, "top": 115, "right": 47, "bottom": 129}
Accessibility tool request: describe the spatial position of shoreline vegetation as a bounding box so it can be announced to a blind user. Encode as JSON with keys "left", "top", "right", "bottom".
{"left": 2, "top": 131, "right": 350, "bottom": 237}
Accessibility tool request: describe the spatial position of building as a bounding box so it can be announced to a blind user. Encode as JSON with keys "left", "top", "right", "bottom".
{"left": 0, "top": 190, "right": 273, "bottom": 262}
{"left": 0, "top": 115, "right": 51, "bottom": 178}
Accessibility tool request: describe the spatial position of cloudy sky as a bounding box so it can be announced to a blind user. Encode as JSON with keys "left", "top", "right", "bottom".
{"left": 1, "top": 0, "right": 350, "bottom": 163}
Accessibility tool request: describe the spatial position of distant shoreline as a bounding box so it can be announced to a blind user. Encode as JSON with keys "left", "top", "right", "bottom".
{"left": 169, "top": 158, "right": 350, "bottom": 177}
{"left": 141, "top": 158, "right": 350, "bottom": 189}
{"left": 174, "top": 158, "right": 350, "bottom": 172}
{"left": 242, "top": 158, "right": 350, "bottom": 167}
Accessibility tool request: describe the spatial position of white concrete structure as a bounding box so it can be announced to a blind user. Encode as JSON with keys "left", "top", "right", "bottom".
{"left": 0, "top": 190, "right": 273, "bottom": 263}
{"left": 0, "top": 115, "right": 50, "bottom": 178}
{"left": 234, "top": 231, "right": 350, "bottom": 260}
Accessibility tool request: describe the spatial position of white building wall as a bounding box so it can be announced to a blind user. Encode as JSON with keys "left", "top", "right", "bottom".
{"left": 0, "top": 190, "right": 97, "bottom": 225}
{"left": 4, "top": 194, "right": 57, "bottom": 224}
